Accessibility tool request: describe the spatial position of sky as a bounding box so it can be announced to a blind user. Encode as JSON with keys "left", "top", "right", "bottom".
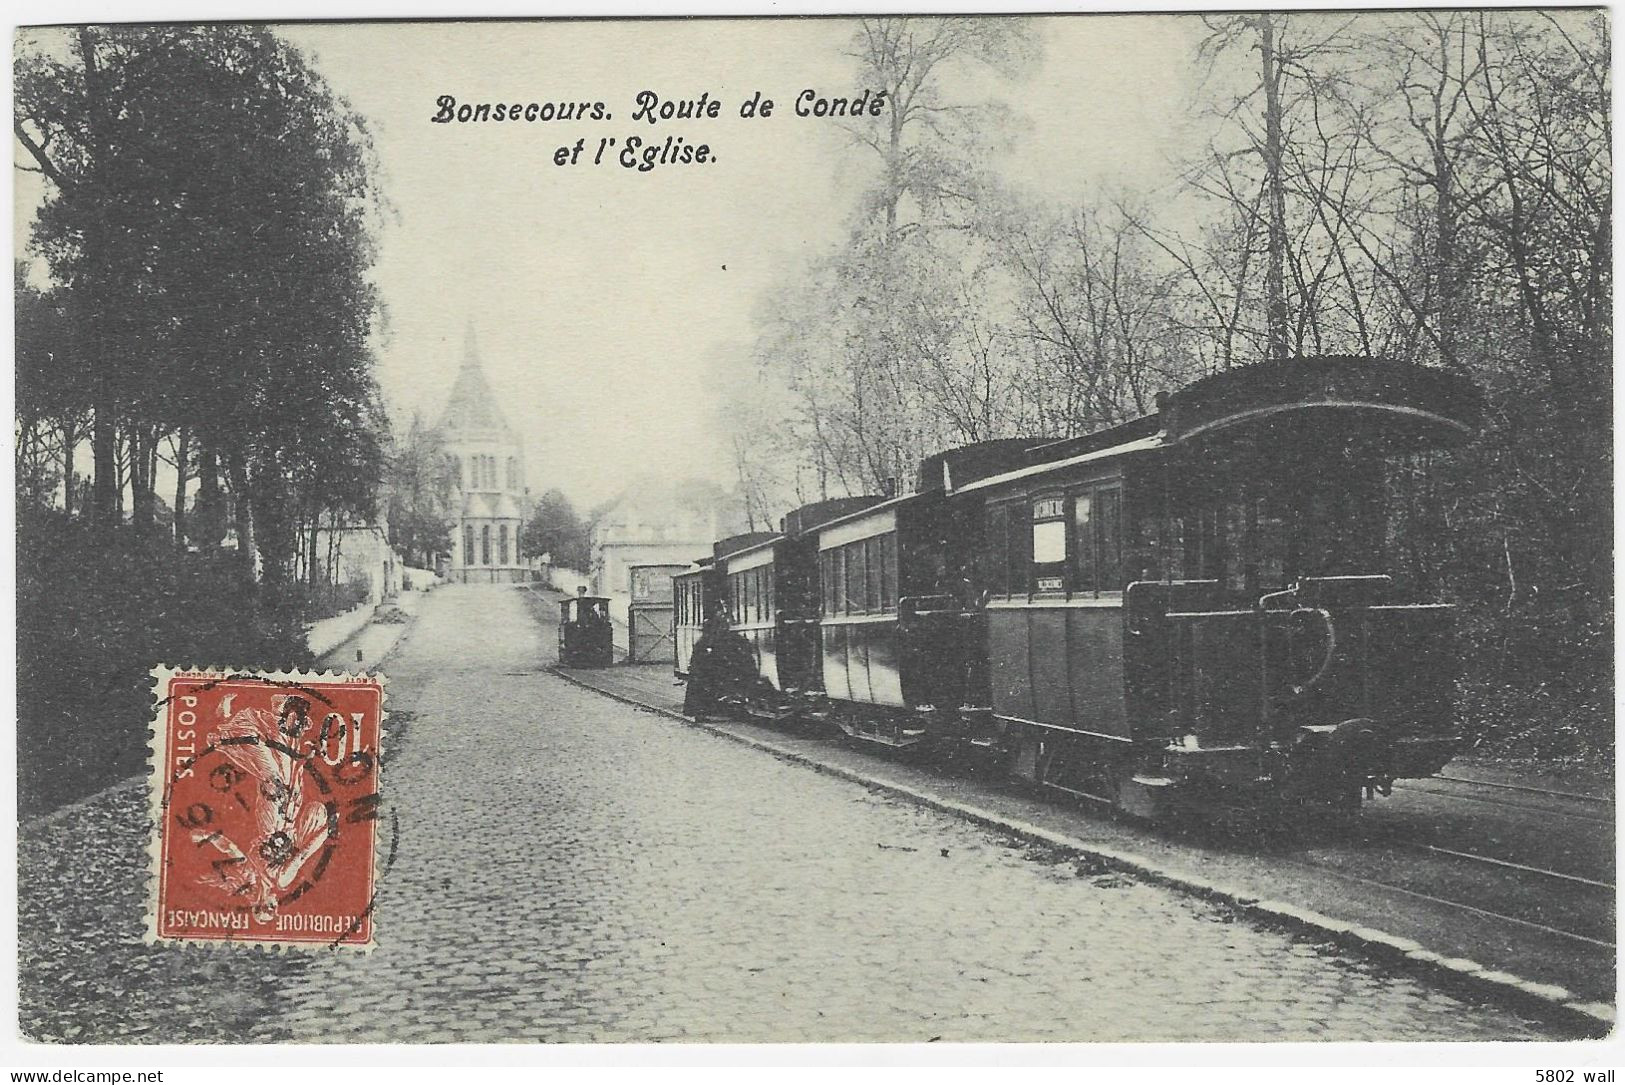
{"left": 16, "top": 15, "right": 1213, "bottom": 510}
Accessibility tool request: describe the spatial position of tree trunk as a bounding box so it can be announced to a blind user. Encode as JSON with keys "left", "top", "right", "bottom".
{"left": 130, "top": 426, "right": 156, "bottom": 532}
{"left": 61, "top": 425, "right": 76, "bottom": 519}
{"left": 113, "top": 427, "right": 127, "bottom": 524}
{"left": 172, "top": 428, "right": 189, "bottom": 548}
{"left": 148, "top": 432, "right": 160, "bottom": 524}
{"left": 249, "top": 459, "right": 297, "bottom": 588}
{"left": 308, "top": 516, "right": 322, "bottom": 589}
{"left": 77, "top": 28, "right": 119, "bottom": 533}
{"left": 194, "top": 445, "right": 225, "bottom": 550}
{"left": 885, "top": 73, "right": 903, "bottom": 237}
{"left": 1433, "top": 135, "right": 1460, "bottom": 369}
{"left": 90, "top": 343, "right": 118, "bottom": 529}
{"left": 1258, "top": 13, "right": 1290, "bottom": 361}
{"left": 227, "top": 453, "right": 257, "bottom": 579}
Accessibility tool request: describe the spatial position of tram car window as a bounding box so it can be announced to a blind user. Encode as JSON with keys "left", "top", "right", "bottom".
{"left": 982, "top": 504, "right": 1010, "bottom": 596}
{"left": 672, "top": 562, "right": 720, "bottom": 679}
{"left": 717, "top": 535, "right": 793, "bottom": 695}
{"left": 1067, "top": 484, "right": 1123, "bottom": 596}
{"left": 1005, "top": 505, "right": 1027, "bottom": 596}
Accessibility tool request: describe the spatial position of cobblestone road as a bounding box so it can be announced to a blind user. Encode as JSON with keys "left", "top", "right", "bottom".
{"left": 19, "top": 584, "right": 1554, "bottom": 1043}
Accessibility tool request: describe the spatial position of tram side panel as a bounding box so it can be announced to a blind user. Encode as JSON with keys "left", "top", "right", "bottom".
{"left": 816, "top": 506, "right": 907, "bottom": 710}
{"left": 974, "top": 469, "right": 1138, "bottom": 749}
{"left": 773, "top": 534, "right": 824, "bottom": 695}
{"left": 723, "top": 544, "right": 781, "bottom": 691}
{"left": 672, "top": 566, "right": 718, "bottom": 678}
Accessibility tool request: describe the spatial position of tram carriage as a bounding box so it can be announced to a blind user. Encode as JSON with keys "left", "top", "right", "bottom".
{"left": 694, "top": 498, "right": 894, "bottom": 720}
{"left": 798, "top": 445, "right": 1039, "bottom": 745}
{"left": 672, "top": 559, "right": 719, "bottom": 678}
{"left": 716, "top": 533, "right": 790, "bottom": 703}
{"left": 965, "top": 357, "right": 1478, "bottom": 814}
{"left": 672, "top": 532, "right": 774, "bottom": 679}
{"left": 687, "top": 356, "right": 1480, "bottom": 816}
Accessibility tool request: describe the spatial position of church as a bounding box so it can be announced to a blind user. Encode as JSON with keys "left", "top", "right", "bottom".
{"left": 439, "top": 324, "right": 529, "bottom": 583}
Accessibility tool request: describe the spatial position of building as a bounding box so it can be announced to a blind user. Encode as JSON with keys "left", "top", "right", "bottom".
{"left": 313, "top": 521, "right": 401, "bottom": 603}
{"left": 439, "top": 323, "right": 529, "bottom": 583}
{"left": 588, "top": 476, "right": 743, "bottom": 658}
{"left": 589, "top": 476, "right": 742, "bottom": 598}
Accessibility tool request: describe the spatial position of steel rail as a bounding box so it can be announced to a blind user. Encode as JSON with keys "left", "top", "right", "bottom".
{"left": 1393, "top": 780, "right": 1614, "bottom": 825}
{"left": 1430, "top": 773, "right": 1613, "bottom": 806}
{"left": 1397, "top": 841, "right": 1614, "bottom": 891}
{"left": 1287, "top": 858, "right": 1616, "bottom": 951}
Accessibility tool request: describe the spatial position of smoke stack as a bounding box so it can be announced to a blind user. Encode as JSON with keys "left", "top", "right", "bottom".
{"left": 881, "top": 477, "right": 897, "bottom": 498}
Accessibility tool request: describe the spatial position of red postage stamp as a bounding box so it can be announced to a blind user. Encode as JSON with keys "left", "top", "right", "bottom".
{"left": 147, "top": 667, "right": 385, "bottom": 949}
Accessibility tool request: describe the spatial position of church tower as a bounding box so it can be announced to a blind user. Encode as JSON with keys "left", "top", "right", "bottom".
{"left": 439, "top": 322, "right": 528, "bottom": 582}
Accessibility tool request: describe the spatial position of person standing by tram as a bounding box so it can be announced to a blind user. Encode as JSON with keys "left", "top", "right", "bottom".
{"left": 682, "top": 601, "right": 758, "bottom": 718}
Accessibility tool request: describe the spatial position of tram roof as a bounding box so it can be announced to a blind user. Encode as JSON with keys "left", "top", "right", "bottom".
{"left": 791, "top": 490, "right": 918, "bottom": 539}
{"left": 716, "top": 533, "right": 784, "bottom": 562}
{"left": 1162, "top": 356, "right": 1480, "bottom": 448}
{"left": 943, "top": 357, "right": 1477, "bottom": 497}
{"left": 711, "top": 531, "right": 778, "bottom": 561}
{"left": 948, "top": 433, "right": 1164, "bottom": 495}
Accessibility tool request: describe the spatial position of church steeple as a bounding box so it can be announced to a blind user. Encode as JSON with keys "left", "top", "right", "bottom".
{"left": 440, "top": 320, "right": 511, "bottom": 436}
{"left": 438, "top": 318, "right": 527, "bottom": 581}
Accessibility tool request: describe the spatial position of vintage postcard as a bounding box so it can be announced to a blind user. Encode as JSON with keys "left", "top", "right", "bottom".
{"left": 12, "top": 9, "right": 1612, "bottom": 1054}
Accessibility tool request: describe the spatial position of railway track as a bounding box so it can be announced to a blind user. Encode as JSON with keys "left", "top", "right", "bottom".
{"left": 1058, "top": 765, "right": 1616, "bottom": 953}
{"left": 1394, "top": 774, "right": 1614, "bottom": 825}
{"left": 957, "top": 748, "right": 1615, "bottom": 953}
{"left": 1324, "top": 776, "right": 1615, "bottom": 951}
{"left": 1284, "top": 851, "right": 1614, "bottom": 951}
{"left": 1434, "top": 772, "right": 1613, "bottom": 806}
{"left": 1397, "top": 841, "right": 1612, "bottom": 891}
{"left": 1364, "top": 836, "right": 1616, "bottom": 949}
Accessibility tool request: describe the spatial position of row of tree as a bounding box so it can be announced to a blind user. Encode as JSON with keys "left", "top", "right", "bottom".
{"left": 14, "top": 25, "right": 402, "bottom": 810}
{"left": 729, "top": 13, "right": 1609, "bottom": 756}
{"left": 15, "top": 26, "right": 388, "bottom": 586}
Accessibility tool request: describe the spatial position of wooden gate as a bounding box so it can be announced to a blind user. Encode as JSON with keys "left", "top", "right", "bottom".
{"left": 627, "top": 603, "right": 675, "bottom": 664}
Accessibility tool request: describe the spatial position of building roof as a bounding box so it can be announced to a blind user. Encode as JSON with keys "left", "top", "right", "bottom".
{"left": 592, "top": 475, "right": 745, "bottom": 542}
{"left": 460, "top": 492, "right": 525, "bottom": 520}
{"left": 440, "top": 321, "right": 514, "bottom": 438}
